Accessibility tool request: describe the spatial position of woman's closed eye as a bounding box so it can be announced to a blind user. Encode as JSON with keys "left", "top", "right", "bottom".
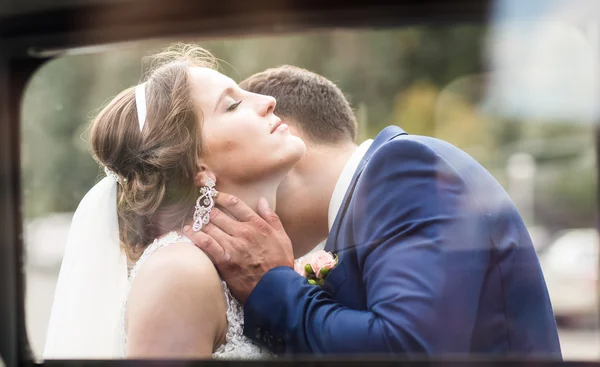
{"left": 226, "top": 100, "right": 242, "bottom": 112}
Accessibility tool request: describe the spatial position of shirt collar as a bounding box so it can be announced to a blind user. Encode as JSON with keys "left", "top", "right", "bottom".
{"left": 327, "top": 139, "right": 374, "bottom": 232}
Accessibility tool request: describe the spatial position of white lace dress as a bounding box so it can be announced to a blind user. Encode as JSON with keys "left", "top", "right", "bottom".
{"left": 120, "top": 231, "right": 271, "bottom": 359}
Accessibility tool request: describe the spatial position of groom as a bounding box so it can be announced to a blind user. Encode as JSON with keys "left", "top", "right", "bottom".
{"left": 184, "top": 66, "right": 562, "bottom": 356}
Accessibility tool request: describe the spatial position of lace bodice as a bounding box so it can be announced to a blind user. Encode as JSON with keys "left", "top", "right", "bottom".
{"left": 121, "top": 231, "right": 271, "bottom": 359}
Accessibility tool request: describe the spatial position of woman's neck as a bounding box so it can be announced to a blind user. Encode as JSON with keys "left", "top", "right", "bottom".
{"left": 153, "top": 178, "right": 280, "bottom": 241}
{"left": 218, "top": 179, "right": 279, "bottom": 214}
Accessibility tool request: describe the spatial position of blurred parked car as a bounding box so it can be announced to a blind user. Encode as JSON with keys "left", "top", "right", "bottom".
{"left": 538, "top": 228, "right": 599, "bottom": 325}
{"left": 528, "top": 225, "right": 551, "bottom": 252}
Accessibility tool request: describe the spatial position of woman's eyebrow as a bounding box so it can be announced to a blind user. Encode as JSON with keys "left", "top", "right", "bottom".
{"left": 214, "top": 87, "right": 235, "bottom": 113}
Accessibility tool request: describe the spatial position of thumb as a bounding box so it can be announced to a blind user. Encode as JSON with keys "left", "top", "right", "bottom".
{"left": 257, "top": 197, "right": 284, "bottom": 231}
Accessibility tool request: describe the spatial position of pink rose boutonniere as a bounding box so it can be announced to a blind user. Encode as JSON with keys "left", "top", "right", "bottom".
{"left": 294, "top": 250, "right": 338, "bottom": 286}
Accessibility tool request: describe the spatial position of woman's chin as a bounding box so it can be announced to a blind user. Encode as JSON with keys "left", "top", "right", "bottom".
{"left": 273, "top": 139, "right": 306, "bottom": 177}
{"left": 287, "top": 135, "right": 307, "bottom": 160}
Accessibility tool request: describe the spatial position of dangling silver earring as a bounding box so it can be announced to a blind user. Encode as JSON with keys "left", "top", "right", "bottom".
{"left": 192, "top": 177, "right": 218, "bottom": 232}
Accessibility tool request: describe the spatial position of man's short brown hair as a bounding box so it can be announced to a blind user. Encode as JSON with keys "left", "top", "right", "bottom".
{"left": 239, "top": 65, "right": 357, "bottom": 144}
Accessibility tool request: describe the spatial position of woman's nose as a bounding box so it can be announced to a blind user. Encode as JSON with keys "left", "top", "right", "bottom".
{"left": 259, "top": 95, "right": 276, "bottom": 116}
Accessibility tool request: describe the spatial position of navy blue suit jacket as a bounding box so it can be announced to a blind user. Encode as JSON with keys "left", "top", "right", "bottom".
{"left": 243, "top": 126, "right": 561, "bottom": 357}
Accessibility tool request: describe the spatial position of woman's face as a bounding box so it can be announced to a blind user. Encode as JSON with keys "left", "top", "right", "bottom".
{"left": 189, "top": 67, "right": 306, "bottom": 186}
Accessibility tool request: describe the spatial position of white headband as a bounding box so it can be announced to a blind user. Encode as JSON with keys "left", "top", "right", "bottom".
{"left": 135, "top": 83, "right": 147, "bottom": 131}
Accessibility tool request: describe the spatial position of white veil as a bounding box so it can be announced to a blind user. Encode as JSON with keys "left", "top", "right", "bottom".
{"left": 43, "top": 175, "right": 128, "bottom": 359}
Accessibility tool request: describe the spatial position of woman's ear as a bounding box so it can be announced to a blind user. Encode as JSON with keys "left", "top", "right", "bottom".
{"left": 194, "top": 163, "right": 217, "bottom": 187}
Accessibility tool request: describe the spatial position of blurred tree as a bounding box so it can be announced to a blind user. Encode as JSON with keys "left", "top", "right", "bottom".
{"left": 20, "top": 25, "right": 596, "bottom": 235}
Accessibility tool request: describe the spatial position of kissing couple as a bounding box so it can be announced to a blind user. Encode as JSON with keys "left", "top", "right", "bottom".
{"left": 44, "top": 43, "right": 561, "bottom": 360}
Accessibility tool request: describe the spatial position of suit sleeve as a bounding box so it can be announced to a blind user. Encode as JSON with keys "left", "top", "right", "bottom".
{"left": 243, "top": 138, "right": 490, "bottom": 355}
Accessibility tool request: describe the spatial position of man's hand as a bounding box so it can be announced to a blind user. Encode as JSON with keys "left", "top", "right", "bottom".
{"left": 184, "top": 193, "right": 294, "bottom": 303}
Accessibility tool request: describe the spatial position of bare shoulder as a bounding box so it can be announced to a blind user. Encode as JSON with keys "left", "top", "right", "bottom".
{"left": 126, "top": 241, "right": 227, "bottom": 358}
{"left": 128, "top": 241, "right": 225, "bottom": 309}
{"left": 135, "top": 241, "right": 219, "bottom": 283}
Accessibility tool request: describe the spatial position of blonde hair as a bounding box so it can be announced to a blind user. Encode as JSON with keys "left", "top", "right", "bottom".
{"left": 90, "top": 43, "right": 217, "bottom": 260}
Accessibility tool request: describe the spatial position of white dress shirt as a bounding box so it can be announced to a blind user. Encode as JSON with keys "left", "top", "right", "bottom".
{"left": 327, "top": 139, "right": 374, "bottom": 231}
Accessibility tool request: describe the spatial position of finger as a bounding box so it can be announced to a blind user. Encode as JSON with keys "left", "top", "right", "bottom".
{"left": 215, "top": 192, "right": 257, "bottom": 222}
{"left": 201, "top": 221, "right": 232, "bottom": 247}
{"left": 208, "top": 207, "right": 241, "bottom": 236}
{"left": 257, "top": 197, "right": 285, "bottom": 231}
{"left": 183, "top": 225, "right": 230, "bottom": 264}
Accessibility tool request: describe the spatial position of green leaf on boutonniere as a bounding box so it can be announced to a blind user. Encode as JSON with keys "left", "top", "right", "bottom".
{"left": 305, "top": 264, "right": 313, "bottom": 275}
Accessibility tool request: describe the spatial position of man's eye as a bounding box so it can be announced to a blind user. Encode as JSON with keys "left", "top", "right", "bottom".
{"left": 226, "top": 100, "right": 242, "bottom": 112}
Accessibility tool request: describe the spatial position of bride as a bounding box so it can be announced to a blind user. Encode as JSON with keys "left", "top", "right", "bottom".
{"left": 43, "top": 43, "right": 306, "bottom": 359}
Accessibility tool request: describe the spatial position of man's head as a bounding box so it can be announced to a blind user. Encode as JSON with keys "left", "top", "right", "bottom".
{"left": 240, "top": 66, "right": 359, "bottom": 257}
{"left": 239, "top": 65, "right": 357, "bottom": 146}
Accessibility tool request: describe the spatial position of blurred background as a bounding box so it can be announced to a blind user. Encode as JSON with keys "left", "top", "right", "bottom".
{"left": 21, "top": 0, "right": 600, "bottom": 360}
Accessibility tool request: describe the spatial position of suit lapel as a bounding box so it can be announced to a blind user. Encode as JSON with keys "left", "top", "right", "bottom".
{"left": 325, "top": 126, "right": 407, "bottom": 254}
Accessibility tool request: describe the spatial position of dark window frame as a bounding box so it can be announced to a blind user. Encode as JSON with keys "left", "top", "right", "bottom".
{"left": 4, "top": 1, "right": 593, "bottom": 365}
